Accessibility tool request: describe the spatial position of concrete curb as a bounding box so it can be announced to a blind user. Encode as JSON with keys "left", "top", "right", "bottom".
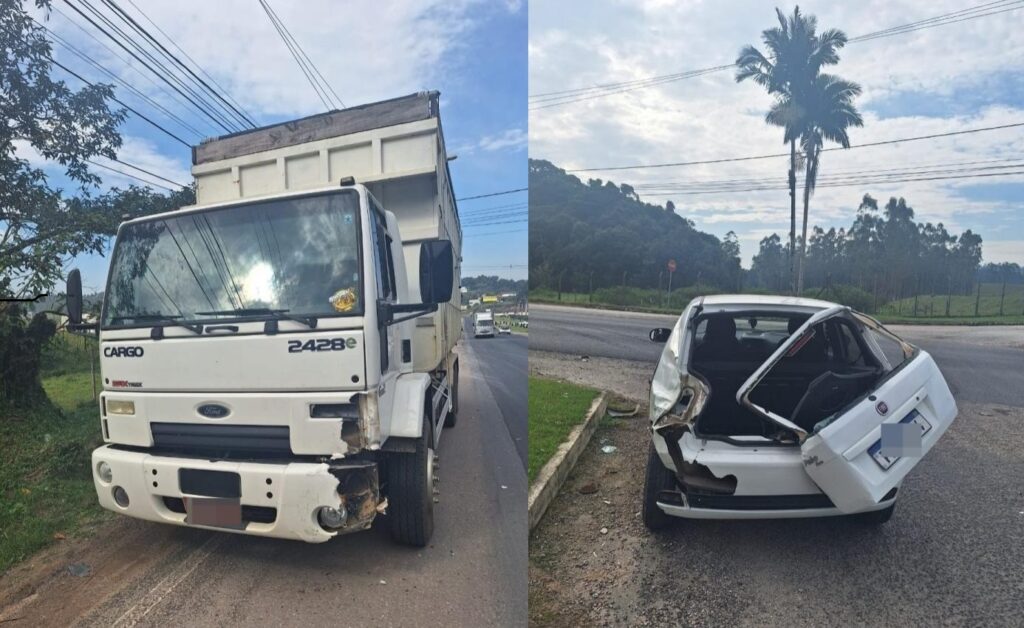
{"left": 528, "top": 390, "right": 610, "bottom": 532}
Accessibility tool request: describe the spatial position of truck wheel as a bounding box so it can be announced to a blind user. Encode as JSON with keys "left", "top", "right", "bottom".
{"left": 444, "top": 362, "right": 459, "bottom": 428}
{"left": 386, "top": 416, "right": 436, "bottom": 546}
{"left": 642, "top": 441, "right": 675, "bottom": 531}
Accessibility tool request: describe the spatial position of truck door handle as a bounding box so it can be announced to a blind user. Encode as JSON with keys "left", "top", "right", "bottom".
{"left": 204, "top": 325, "right": 239, "bottom": 333}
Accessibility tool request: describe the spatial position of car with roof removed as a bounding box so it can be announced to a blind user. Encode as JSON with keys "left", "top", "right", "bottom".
{"left": 643, "top": 294, "right": 957, "bottom": 528}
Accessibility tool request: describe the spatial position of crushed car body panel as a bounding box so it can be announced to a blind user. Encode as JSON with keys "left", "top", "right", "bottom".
{"left": 648, "top": 295, "right": 958, "bottom": 519}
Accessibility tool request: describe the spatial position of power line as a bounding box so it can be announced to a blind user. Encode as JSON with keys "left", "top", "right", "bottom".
{"left": 85, "top": 159, "right": 176, "bottom": 191}
{"left": 462, "top": 227, "right": 528, "bottom": 238}
{"left": 64, "top": 0, "right": 240, "bottom": 133}
{"left": 49, "top": 57, "right": 192, "bottom": 147}
{"left": 528, "top": 0, "right": 1024, "bottom": 109}
{"left": 34, "top": 17, "right": 206, "bottom": 138}
{"left": 51, "top": 4, "right": 218, "bottom": 135}
{"left": 258, "top": 0, "right": 344, "bottom": 109}
{"left": 101, "top": 0, "right": 257, "bottom": 128}
{"left": 457, "top": 187, "right": 528, "bottom": 201}
{"left": 91, "top": 0, "right": 248, "bottom": 131}
{"left": 258, "top": 0, "right": 336, "bottom": 111}
{"left": 636, "top": 168, "right": 1024, "bottom": 197}
{"left": 633, "top": 158, "right": 1024, "bottom": 190}
{"left": 567, "top": 121, "right": 1024, "bottom": 172}
{"left": 102, "top": 157, "right": 187, "bottom": 188}
{"left": 122, "top": 0, "right": 257, "bottom": 125}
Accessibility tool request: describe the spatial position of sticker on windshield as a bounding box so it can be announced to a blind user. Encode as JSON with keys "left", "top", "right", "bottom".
{"left": 330, "top": 287, "right": 358, "bottom": 312}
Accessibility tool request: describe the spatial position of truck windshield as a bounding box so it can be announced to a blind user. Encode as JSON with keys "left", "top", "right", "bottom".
{"left": 103, "top": 191, "right": 362, "bottom": 327}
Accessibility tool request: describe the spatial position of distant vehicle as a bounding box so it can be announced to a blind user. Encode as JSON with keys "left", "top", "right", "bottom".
{"left": 498, "top": 326, "right": 511, "bottom": 335}
{"left": 642, "top": 294, "right": 957, "bottom": 530}
{"left": 520, "top": 320, "right": 529, "bottom": 328}
{"left": 474, "top": 311, "right": 494, "bottom": 338}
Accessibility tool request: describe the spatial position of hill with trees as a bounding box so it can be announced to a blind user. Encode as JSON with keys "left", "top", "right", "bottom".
{"left": 528, "top": 159, "right": 740, "bottom": 294}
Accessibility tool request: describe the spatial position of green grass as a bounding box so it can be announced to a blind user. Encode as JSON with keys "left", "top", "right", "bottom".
{"left": 877, "top": 283, "right": 1024, "bottom": 320}
{"left": 0, "top": 335, "right": 108, "bottom": 574}
{"left": 528, "top": 376, "right": 600, "bottom": 483}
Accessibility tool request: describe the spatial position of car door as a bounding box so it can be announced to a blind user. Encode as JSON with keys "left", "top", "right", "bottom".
{"left": 737, "top": 308, "right": 957, "bottom": 513}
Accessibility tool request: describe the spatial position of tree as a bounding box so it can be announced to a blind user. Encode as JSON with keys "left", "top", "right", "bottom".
{"left": 0, "top": 0, "right": 126, "bottom": 298}
{"left": 736, "top": 6, "right": 856, "bottom": 294}
{"left": 665, "top": 200, "right": 676, "bottom": 213}
{"left": 792, "top": 73, "right": 862, "bottom": 293}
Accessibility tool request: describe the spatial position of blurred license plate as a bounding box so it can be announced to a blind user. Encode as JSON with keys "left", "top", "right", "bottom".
{"left": 868, "top": 410, "right": 931, "bottom": 470}
{"left": 184, "top": 496, "right": 242, "bottom": 529}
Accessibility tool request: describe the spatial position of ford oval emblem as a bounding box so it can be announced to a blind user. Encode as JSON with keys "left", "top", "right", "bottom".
{"left": 198, "top": 403, "right": 230, "bottom": 419}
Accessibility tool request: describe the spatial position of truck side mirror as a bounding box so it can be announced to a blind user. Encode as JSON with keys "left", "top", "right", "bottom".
{"left": 649, "top": 327, "right": 671, "bottom": 343}
{"left": 419, "top": 240, "right": 454, "bottom": 305}
{"left": 67, "top": 269, "right": 83, "bottom": 326}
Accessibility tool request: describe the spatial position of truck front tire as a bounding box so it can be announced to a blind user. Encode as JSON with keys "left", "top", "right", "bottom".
{"left": 386, "top": 416, "right": 435, "bottom": 546}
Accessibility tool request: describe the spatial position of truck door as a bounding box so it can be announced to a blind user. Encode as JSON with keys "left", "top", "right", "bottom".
{"left": 738, "top": 309, "right": 957, "bottom": 512}
{"left": 370, "top": 205, "right": 400, "bottom": 435}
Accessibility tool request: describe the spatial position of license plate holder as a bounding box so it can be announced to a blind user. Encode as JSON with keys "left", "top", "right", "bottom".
{"left": 868, "top": 409, "right": 932, "bottom": 470}
{"left": 184, "top": 496, "right": 243, "bottom": 529}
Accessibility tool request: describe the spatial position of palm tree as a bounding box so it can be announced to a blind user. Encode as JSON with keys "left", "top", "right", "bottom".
{"left": 793, "top": 75, "right": 863, "bottom": 293}
{"left": 735, "top": 6, "right": 852, "bottom": 294}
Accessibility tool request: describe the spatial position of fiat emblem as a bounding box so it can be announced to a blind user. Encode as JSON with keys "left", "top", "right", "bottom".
{"left": 875, "top": 401, "right": 889, "bottom": 416}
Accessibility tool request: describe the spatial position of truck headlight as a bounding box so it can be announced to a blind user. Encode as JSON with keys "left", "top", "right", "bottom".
{"left": 97, "top": 461, "right": 113, "bottom": 484}
{"left": 107, "top": 400, "right": 135, "bottom": 415}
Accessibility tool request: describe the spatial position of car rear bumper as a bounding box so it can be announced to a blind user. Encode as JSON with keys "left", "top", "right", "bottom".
{"left": 91, "top": 445, "right": 379, "bottom": 543}
{"left": 656, "top": 488, "right": 896, "bottom": 520}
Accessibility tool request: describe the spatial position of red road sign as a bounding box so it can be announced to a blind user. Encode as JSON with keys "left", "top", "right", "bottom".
{"left": 667, "top": 259, "right": 677, "bottom": 273}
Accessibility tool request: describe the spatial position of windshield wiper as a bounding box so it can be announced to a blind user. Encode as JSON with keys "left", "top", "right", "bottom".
{"left": 195, "top": 308, "right": 319, "bottom": 329}
{"left": 110, "top": 314, "right": 203, "bottom": 337}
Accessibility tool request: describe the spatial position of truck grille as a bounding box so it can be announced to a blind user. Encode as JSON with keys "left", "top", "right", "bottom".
{"left": 151, "top": 423, "right": 292, "bottom": 456}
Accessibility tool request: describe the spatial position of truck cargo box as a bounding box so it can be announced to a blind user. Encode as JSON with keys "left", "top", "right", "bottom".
{"left": 189, "top": 92, "right": 461, "bottom": 373}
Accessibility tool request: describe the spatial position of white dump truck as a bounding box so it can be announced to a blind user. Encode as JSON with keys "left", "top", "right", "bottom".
{"left": 66, "top": 92, "right": 462, "bottom": 546}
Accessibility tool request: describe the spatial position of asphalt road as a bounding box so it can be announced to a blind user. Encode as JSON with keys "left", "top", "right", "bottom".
{"left": 530, "top": 303, "right": 1024, "bottom": 406}
{"left": 1, "top": 337, "right": 527, "bottom": 627}
{"left": 461, "top": 316, "right": 528, "bottom": 468}
{"left": 529, "top": 303, "right": 1024, "bottom": 625}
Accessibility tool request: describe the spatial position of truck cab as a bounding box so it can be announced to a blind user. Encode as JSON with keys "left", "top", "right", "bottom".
{"left": 66, "top": 93, "right": 461, "bottom": 546}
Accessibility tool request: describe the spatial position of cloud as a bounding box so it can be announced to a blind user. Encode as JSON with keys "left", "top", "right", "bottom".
{"left": 479, "top": 128, "right": 528, "bottom": 152}
{"left": 43, "top": 0, "right": 480, "bottom": 120}
{"left": 530, "top": 0, "right": 1024, "bottom": 267}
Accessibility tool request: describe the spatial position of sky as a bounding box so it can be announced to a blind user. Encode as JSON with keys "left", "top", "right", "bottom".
{"left": 23, "top": 0, "right": 527, "bottom": 293}
{"left": 529, "top": 0, "right": 1024, "bottom": 268}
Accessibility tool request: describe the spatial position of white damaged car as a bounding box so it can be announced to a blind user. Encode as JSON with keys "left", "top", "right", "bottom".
{"left": 643, "top": 295, "right": 957, "bottom": 529}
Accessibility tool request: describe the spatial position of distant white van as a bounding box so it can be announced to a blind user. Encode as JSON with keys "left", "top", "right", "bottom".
{"left": 474, "top": 311, "right": 495, "bottom": 338}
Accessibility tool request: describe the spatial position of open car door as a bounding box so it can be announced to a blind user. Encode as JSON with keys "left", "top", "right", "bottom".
{"left": 737, "top": 308, "right": 957, "bottom": 513}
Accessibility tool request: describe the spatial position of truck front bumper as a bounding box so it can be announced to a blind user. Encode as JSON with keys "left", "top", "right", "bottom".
{"left": 91, "top": 445, "right": 380, "bottom": 543}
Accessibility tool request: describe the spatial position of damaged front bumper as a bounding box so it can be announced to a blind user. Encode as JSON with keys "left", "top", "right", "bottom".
{"left": 91, "top": 445, "right": 381, "bottom": 543}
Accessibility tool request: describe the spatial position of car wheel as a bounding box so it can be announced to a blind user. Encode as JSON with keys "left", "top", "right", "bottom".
{"left": 385, "top": 415, "right": 436, "bottom": 546}
{"left": 642, "top": 441, "right": 676, "bottom": 531}
{"left": 854, "top": 502, "right": 896, "bottom": 525}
